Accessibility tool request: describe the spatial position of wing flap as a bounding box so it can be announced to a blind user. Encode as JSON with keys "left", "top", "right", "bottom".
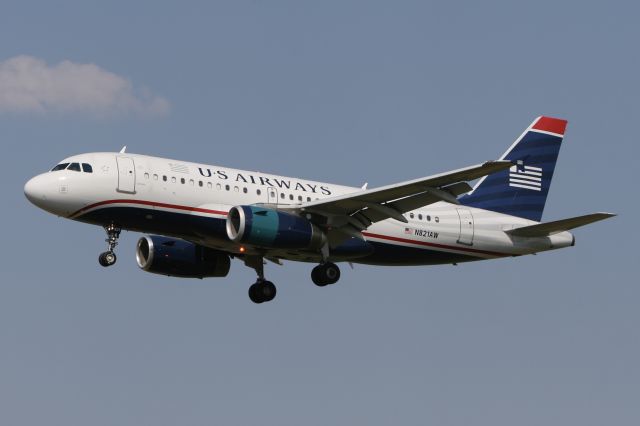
{"left": 352, "top": 182, "right": 473, "bottom": 224}
{"left": 506, "top": 213, "right": 616, "bottom": 237}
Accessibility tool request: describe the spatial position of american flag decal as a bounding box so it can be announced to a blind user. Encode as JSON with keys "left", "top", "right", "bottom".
{"left": 404, "top": 227, "right": 412, "bottom": 235}
{"left": 509, "top": 161, "right": 542, "bottom": 191}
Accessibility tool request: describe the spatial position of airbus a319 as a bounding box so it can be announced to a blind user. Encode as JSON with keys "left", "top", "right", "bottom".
{"left": 24, "top": 116, "right": 614, "bottom": 303}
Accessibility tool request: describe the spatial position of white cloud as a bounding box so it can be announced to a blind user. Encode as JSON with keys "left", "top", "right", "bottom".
{"left": 0, "top": 55, "right": 170, "bottom": 117}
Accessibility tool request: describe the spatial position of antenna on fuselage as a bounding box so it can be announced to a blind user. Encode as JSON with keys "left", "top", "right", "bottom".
{"left": 119, "top": 146, "right": 127, "bottom": 154}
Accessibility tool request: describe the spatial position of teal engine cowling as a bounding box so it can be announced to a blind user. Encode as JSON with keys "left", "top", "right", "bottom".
{"left": 226, "top": 205, "right": 326, "bottom": 249}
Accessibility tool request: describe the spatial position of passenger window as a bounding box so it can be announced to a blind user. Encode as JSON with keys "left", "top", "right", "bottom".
{"left": 181, "top": 178, "right": 185, "bottom": 184}
{"left": 410, "top": 213, "right": 414, "bottom": 219}
{"left": 144, "top": 173, "right": 150, "bottom": 179}
{"left": 67, "top": 163, "right": 81, "bottom": 172}
{"left": 270, "top": 191, "right": 276, "bottom": 198}
{"left": 51, "top": 163, "right": 70, "bottom": 171}
{"left": 198, "top": 180, "right": 203, "bottom": 187}
{"left": 171, "top": 177, "right": 176, "bottom": 183}
{"left": 280, "top": 193, "right": 285, "bottom": 199}
{"left": 216, "top": 183, "right": 222, "bottom": 190}
{"left": 257, "top": 189, "right": 262, "bottom": 195}
{"left": 207, "top": 182, "right": 212, "bottom": 189}
{"left": 418, "top": 214, "right": 423, "bottom": 220}
{"left": 153, "top": 174, "right": 158, "bottom": 181}
{"left": 434, "top": 216, "right": 439, "bottom": 223}
{"left": 243, "top": 187, "right": 248, "bottom": 193}
{"left": 289, "top": 194, "right": 294, "bottom": 200}
{"left": 225, "top": 184, "right": 230, "bottom": 191}
{"left": 427, "top": 215, "right": 431, "bottom": 221}
{"left": 163, "top": 175, "right": 167, "bottom": 181}
{"left": 82, "top": 163, "right": 93, "bottom": 173}
{"left": 298, "top": 195, "right": 303, "bottom": 201}
{"left": 307, "top": 197, "right": 311, "bottom": 202}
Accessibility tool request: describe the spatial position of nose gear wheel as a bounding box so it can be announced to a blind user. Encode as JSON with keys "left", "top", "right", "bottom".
{"left": 99, "top": 223, "right": 121, "bottom": 267}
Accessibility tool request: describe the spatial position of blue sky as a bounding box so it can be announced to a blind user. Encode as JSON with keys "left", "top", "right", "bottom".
{"left": 1, "top": 1, "right": 637, "bottom": 425}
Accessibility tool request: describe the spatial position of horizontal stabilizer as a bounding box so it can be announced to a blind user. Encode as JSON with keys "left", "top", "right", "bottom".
{"left": 506, "top": 213, "right": 616, "bottom": 237}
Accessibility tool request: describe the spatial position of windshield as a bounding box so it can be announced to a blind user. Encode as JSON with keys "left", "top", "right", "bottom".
{"left": 51, "top": 163, "right": 70, "bottom": 171}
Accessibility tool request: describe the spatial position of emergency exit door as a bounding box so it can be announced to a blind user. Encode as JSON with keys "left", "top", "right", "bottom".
{"left": 116, "top": 156, "right": 136, "bottom": 193}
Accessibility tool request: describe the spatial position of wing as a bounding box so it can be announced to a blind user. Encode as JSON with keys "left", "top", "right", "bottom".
{"left": 283, "top": 160, "right": 513, "bottom": 232}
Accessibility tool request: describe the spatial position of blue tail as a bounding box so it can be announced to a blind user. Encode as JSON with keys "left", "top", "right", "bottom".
{"left": 460, "top": 116, "right": 567, "bottom": 222}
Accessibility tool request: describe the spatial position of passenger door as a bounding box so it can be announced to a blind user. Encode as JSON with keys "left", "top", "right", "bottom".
{"left": 116, "top": 156, "right": 136, "bottom": 193}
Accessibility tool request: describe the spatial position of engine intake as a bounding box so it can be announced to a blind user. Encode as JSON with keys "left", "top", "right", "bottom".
{"left": 136, "top": 236, "right": 230, "bottom": 278}
{"left": 226, "top": 205, "right": 325, "bottom": 250}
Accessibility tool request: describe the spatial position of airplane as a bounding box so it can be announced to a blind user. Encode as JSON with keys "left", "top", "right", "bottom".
{"left": 24, "top": 116, "right": 614, "bottom": 303}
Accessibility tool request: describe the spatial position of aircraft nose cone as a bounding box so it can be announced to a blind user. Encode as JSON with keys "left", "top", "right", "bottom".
{"left": 24, "top": 175, "right": 48, "bottom": 207}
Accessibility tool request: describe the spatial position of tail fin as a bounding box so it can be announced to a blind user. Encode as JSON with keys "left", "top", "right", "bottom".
{"left": 460, "top": 116, "right": 567, "bottom": 222}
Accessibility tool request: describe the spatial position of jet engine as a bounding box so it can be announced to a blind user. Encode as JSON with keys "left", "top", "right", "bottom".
{"left": 136, "top": 236, "right": 230, "bottom": 278}
{"left": 226, "top": 205, "right": 326, "bottom": 250}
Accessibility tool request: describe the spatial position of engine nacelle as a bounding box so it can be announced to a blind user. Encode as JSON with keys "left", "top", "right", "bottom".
{"left": 226, "top": 205, "right": 326, "bottom": 250}
{"left": 136, "top": 236, "right": 230, "bottom": 278}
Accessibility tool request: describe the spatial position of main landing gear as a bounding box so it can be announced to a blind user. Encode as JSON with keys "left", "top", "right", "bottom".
{"left": 243, "top": 257, "right": 341, "bottom": 304}
{"left": 98, "top": 223, "right": 121, "bottom": 267}
{"left": 245, "top": 256, "right": 277, "bottom": 304}
{"left": 311, "top": 262, "right": 341, "bottom": 287}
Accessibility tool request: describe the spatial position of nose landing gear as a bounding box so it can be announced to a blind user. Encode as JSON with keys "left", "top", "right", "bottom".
{"left": 98, "top": 224, "right": 121, "bottom": 267}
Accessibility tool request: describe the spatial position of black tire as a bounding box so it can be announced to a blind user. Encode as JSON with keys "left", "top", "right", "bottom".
{"left": 248, "top": 283, "right": 263, "bottom": 304}
{"left": 312, "top": 263, "right": 341, "bottom": 286}
{"left": 311, "top": 265, "right": 329, "bottom": 287}
{"left": 323, "top": 262, "right": 341, "bottom": 285}
{"left": 99, "top": 251, "right": 117, "bottom": 267}
{"left": 262, "top": 281, "right": 277, "bottom": 302}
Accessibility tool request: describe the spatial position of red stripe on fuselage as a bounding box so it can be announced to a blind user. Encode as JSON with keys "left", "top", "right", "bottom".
{"left": 72, "top": 199, "right": 509, "bottom": 258}
{"left": 70, "top": 199, "right": 229, "bottom": 218}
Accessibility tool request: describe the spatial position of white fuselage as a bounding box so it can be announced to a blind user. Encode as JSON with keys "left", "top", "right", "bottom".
{"left": 24, "top": 152, "right": 575, "bottom": 265}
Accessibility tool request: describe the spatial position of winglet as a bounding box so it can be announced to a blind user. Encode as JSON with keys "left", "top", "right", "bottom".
{"left": 532, "top": 116, "right": 568, "bottom": 136}
{"left": 119, "top": 146, "right": 127, "bottom": 154}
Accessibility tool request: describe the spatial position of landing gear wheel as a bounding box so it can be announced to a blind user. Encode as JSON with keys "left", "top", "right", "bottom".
{"left": 99, "top": 223, "right": 121, "bottom": 267}
{"left": 262, "top": 281, "right": 277, "bottom": 302}
{"left": 311, "top": 266, "right": 328, "bottom": 287}
{"left": 244, "top": 256, "right": 278, "bottom": 304}
{"left": 248, "top": 283, "right": 263, "bottom": 304}
{"left": 99, "top": 251, "right": 117, "bottom": 267}
{"left": 248, "top": 280, "right": 277, "bottom": 304}
{"left": 311, "top": 262, "right": 341, "bottom": 286}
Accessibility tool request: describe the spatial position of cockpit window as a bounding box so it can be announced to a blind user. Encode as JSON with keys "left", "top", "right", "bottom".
{"left": 82, "top": 163, "right": 93, "bottom": 173}
{"left": 67, "top": 163, "right": 81, "bottom": 172}
{"left": 51, "top": 163, "right": 70, "bottom": 171}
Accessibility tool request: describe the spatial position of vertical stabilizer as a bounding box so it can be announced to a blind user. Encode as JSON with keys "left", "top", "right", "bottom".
{"left": 460, "top": 116, "right": 567, "bottom": 222}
